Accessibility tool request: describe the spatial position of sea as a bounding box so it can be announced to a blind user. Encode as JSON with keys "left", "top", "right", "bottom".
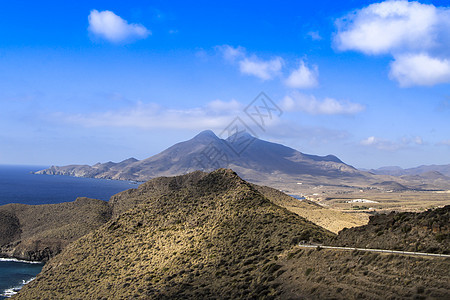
{"left": 0, "top": 165, "right": 139, "bottom": 298}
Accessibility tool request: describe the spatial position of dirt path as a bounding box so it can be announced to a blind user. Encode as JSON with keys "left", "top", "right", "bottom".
{"left": 298, "top": 244, "right": 450, "bottom": 258}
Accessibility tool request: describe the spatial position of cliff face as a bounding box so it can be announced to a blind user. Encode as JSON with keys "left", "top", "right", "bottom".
{"left": 0, "top": 197, "right": 111, "bottom": 261}
{"left": 17, "top": 169, "right": 333, "bottom": 299}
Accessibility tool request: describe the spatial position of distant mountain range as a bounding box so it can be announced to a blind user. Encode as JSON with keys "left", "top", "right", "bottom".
{"left": 35, "top": 130, "right": 450, "bottom": 191}
{"left": 366, "top": 165, "right": 450, "bottom": 177}
{"left": 35, "top": 130, "right": 364, "bottom": 183}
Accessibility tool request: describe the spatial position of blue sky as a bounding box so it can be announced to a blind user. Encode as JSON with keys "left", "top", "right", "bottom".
{"left": 0, "top": 0, "right": 449, "bottom": 168}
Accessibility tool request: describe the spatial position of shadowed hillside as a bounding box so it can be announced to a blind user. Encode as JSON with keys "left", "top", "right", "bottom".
{"left": 328, "top": 206, "right": 450, "bottom": 254}
{"left": 273, "top": 246, "right": 450, "bottom": 299}
{"left": 0, "top": 197, "right": 111, "bottom": 261}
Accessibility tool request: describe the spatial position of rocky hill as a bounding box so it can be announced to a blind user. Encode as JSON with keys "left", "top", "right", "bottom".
{"left": 15, "top": 169, "right": 450, "bottom": 299}
{"left": 17, "top": 169, "right": 333, "bottom": 299}
{"left": 0, "top": 169, "right": 365, "bottom": 263}
{"left": 0, "top": 197, "right": 111, "bottom": 261}
{"left": 328, "top": 206, "right": 450, "bottom": 254}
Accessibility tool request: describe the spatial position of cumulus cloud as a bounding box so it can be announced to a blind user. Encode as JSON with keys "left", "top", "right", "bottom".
{"left": 334, "top": 0, "right": 450, "bottom": 87}
{"left": 285, "top": 61, "right": 319, "bottom": 88}
{"left": 54, "top": 100, "right": 244, "bottom": 130}
{"left": 217, "top": 45, "right": 245, "bottom": 62}
{"left": 360, "top": 136, "right": 403, "bottom": 151}
{"left": 281, "top": 92, "right": 365, "bottom": 115}
{"left": 218, "top": 45, "right": 323, "bottom": 85}
{"left": 360, "top": 135, "right": 424, "bottom": 150}
{"left": 217, "top": 45, "right": 284, "bottom": 80}
{"left": 239, "top": 57, "right": 283, "bottom": 80}
{"left": 335, "top": 1, "right": 438, "bottom": 55}
{"left": 389, "top": 53, "right": 450, "bottom": 87}
{"left": 88, "top": 9, "right": 151, "bottom": 43}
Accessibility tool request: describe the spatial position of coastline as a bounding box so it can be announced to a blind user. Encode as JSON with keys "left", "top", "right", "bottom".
{"left": 32, "top": 171, "right": 144, "bottom": 184}
{"left": 0, "top": 260, "right": 43, "bottom": 299}
{"left": 0, "top": 257, "right": 44, "bottom": 264}
{"left": 0, "top": 277, "right": 37, "bottom": 299}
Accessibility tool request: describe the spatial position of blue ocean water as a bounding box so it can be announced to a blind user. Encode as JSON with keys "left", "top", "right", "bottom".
{"left": 0, "top": 259, "right": 43, "bottom": 299}
{"left": 0, "top": 164, "right": 139, "bottom": 298}
{"left": 0, "top": 165, "right": 138, "bottom": 206}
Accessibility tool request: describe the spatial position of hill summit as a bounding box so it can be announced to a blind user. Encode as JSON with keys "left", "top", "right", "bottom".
{"left": 18, "top": 169, "right": 332, "bottom": 298}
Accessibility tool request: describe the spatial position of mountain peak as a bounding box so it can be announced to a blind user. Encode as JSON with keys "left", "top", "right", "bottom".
{"left": 225, "top": 130, "right": 255, "bottom": 142}
{"left": 193, "top": 130, "right": 219, "bottom": 140}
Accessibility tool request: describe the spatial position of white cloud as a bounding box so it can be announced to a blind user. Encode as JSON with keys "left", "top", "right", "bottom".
{"left": 361, "top": 136, "right": 377, "bottom": 146}
{"left": 360, "top": 135, "right": 424, "bottom": 150}
{"left": 285, "top": 61, "right": 319, "bottom": 88}
{"left": 335, "top": 1, "right": 438, "bottom": 55}
{"left": 389, "top": 53, "right": 450, "bottom": 87}
{"left": 218, "top": 45, "right": 284, "bottom": 80}
{"left": 218, "top": 45, "right": 322, "bottom": 84}
{"left": 414, "top": 136, "right": 423, "bottom": 145}
{"left": 307, "top": 31, "right": 322, "bottom": 41}
{"left": 206, "top": 99, "right": 243, "bottom": 112}
{"left": 217, "top": 45, "right": 245, "bottom": 62}
{"left": 88, "top": 9, "right": 151, "bottom": 43}
{"left": 360, "top": 136, "right": 401, "bottom": 151}
{"left": 54, "top": 100, "right": 243, "bottom": 130}
{"left": 281, "top": 92, "right": 365, "bottom": 115}
{"left": 334, "top": 0, "right": 450, "bottom": 87}
{"left": 239, "top": 56, "right": 283, "bottom": 80}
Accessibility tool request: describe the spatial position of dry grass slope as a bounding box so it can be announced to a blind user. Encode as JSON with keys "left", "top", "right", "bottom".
{"left": 275, "top": 247, "right": 450, "bottom": 299}
{"left": 253, "top": 184, "right": 368, "bottom": 233}
{"left": 17, "top": 169, "right": 333, "bottom": 299}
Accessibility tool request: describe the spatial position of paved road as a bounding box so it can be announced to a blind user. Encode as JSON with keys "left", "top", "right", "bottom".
{"left": 298, "top": 244, "right": 450, "bottom": 258}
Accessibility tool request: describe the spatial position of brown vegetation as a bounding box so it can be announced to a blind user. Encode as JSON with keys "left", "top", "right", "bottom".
{"left": 328, "top": 206, "right": 450, "bottom": 254}
{"left": 17, "top": 169, "right": 332, "bottom": 299}
{"left": 0, "top": 197, "right": 111, "bottom": 261}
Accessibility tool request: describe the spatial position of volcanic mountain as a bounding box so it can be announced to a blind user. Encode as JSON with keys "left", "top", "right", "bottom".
{"left": 35, "top": 130, "right": 365, "bottom": 186}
